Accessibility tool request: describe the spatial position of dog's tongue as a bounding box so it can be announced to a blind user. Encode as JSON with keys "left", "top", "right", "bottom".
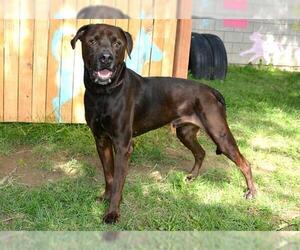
{"left": 97, "top": 69, "right": 112, "bottom": 79}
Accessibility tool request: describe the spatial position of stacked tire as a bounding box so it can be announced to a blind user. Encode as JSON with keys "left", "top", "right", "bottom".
{"left": 189, "top": 32, "right": 228, "bottom": 80}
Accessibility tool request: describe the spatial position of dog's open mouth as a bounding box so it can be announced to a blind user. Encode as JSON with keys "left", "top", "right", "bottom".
{"left": 93, "top": 69, "right": 113, "bottom": 84}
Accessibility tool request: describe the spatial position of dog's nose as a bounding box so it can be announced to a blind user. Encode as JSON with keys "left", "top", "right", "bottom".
{"left": 100, "top": 53, "right": 113, "bottom": 65}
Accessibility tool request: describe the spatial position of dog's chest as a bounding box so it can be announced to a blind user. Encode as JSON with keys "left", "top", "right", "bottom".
{"left": 86, "top": 95, "right": 118, "bottom": 137}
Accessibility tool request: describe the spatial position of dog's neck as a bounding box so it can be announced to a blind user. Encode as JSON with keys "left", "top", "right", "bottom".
{"left": 84, "top": 63, "right": 126, "bottom": 95}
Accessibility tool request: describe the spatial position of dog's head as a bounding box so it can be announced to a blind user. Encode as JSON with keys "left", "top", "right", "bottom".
{"left": 71, "top": 24, "right": 132, "bottom": 85}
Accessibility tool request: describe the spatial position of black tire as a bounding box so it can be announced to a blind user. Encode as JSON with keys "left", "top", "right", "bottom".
{"left": 202, "top": 34, "right": 228, "bottom": 80}
{"left": 188, "top": 33, "right": 214, "bottom": 80}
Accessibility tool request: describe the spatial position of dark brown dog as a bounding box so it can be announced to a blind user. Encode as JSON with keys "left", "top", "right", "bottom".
{"left": 71, "top": 24, "right": 256, "bottom": 224}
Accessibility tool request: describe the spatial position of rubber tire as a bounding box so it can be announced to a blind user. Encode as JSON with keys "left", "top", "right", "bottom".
{"left": 202, "top": 34, "right": 228, "bottom": 80}
{"left": 188, "top": 33, "right": 214, "bottom": 80}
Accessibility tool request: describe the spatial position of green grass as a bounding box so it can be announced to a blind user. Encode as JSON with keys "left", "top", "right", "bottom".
{"left": 0, "top": 65, "right": 299, "bottom": 230}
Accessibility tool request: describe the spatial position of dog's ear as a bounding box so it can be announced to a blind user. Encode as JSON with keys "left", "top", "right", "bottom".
{"left": 122, "top": 31, "right": 133, "bottom": 59}
{"left": 70, "top": 24, "right": 91, "bottom": 49}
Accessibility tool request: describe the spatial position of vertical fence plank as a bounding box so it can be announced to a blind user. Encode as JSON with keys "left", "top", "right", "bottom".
{"left": 71, "top": 19, "right": 89, "bottom": 124}
{"left": 140, "top": 18, "right": 154, "bottom": 77}
{"left": 127, "top": 19, "right": 141, "bottom": 72}
{"left": 115, "top": 0, "right": 129, "bottom": 30}
{"left": 103, "top": 19, "right": 116, "bottom": 26}
{"left": 90, "top": 18, "right": 103, "bottom": 24}
{"left": 161, "top": 20, "right": 177, "bottom": 76}
{"left": 32, "top": 1, "right": 49, "bottom": 122}
{"left": 172, "top": 19, "right": 192, "bottom": 78}
{"left": 149, "top": 19, "right": 164, "bottom": 76}
{"left": 115, "top": 19, "right": 129, "bottom": 31}
{"left": 18, "top": 0, "right": 34, "bottom": 122}
{"left": 46, "top": 0, "right": 63, "bottom": 123}
{"left": 139, "top": 0, "right": 153, "bottom": 77}
{"left": 126, "top": 0, "right": 141, "bottom": 73}
{"left": 3, "top": 0, "right": 20, "bottom": 122}
{"left": 173, "top": 0, "right": 192, "bottom": 78}
{"left": 156, "top": 0, "right": 177, "bottom": 74}
{"left": 71, "top": 0, "right": 90, "bottom": 123}
{"left": 46, "top": 20, "right": 63, "bottom": 123}
{"left": 0, "top": 15, "right": 4, "bottom": 121}
{"left": 59, "top": 0, "right": 76, "bottom": 123}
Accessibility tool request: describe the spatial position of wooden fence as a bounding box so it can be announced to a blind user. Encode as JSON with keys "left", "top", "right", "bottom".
{"left": 0, "top": 0, "right": 191, "bottom": 123}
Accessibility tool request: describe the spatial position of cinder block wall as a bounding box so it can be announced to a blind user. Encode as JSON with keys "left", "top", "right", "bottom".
{"left": 192, "top": 19, "right": 300, "bottom": 69}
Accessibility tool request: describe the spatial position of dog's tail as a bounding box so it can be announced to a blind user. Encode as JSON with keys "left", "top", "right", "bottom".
{"left": 211, "top": 88, "right": 226, "bottom": 112}
{"left": 211, "top": 88, "right": 226, "bottom": 156}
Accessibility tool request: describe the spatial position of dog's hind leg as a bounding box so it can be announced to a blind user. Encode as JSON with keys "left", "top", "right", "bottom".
{"left": 198, "top": 103, "right": 256, "bottom": 199}
{"left": 176, "top": 124, "right": 205, "bottom": 180}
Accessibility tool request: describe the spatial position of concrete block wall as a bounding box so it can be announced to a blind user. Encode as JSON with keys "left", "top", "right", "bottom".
{"left": 193, "top": 1, "right": 300, "bottom": 19}
{"left": 192, "top": 19, "right": 300, "bottom": 69}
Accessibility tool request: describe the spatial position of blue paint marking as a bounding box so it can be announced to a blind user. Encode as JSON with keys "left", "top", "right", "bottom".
{"left": 126, "top": 28, "right": 163, "bottom": 74}
{"left": 51, "top": 28, "right": 76, "bottom": 122}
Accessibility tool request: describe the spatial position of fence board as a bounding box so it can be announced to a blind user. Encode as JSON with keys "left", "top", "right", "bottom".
{"left": 46, "top": 0, "right": 63, "bottom": 123}
{"left": 149, "top": 19, "right": 165, "bottom": 76}
{"left": 127, "top": 19, "right": 142, "bottom": 73}
{"left": 4, "top": 19, "right": 19, "bottom": 121}
{"left": 18, "top": 19, "right": 34, "bottom": 122}
{"left": 115, "top": 19, "right": 129, "bottom": 32}
{"left": 32, "top": 20, "right": 49, "bottom": 122}
{"left": 71, "top": 0, "right": 90, "bottom": 123}
{"left": 18, "top": 0, "right": 34, "bottom": 122}
{"left": 46, "top": 19, "right": 62, "bottom": 123}
{"left": 173, "top": 19, "right": 192, "bottom": 78}
{"left": 72, "top": 19, "right": 89, "bottom": 123}
{"left": 60, "top": 0, "right": 76, "bottom": 123}
{"left": 0, "top": 18, "right": 3, "bottom": 121}
{"left": 161, "top": 19, "right": 177, "bottom": 76}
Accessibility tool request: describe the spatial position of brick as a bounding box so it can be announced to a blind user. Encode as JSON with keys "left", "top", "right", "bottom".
{"left": 224, "top": 31, "right": 243, "bottom": 42}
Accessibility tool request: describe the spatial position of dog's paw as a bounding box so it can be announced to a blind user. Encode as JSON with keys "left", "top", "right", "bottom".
{"left": 103, "top": 211, "right": 120, "bottom": 224}
{"left": 186, "top": 171, "right": 199, "bottom": 181}
{"left": 244, "top": 188, "right": 257, "bottom": 199}
{"left": 186, "top": 174, "right": 195, "bottom": 181}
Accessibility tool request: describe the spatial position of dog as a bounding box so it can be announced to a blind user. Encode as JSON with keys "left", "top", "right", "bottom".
{"left": 71, "top": 24, "right": 256, "bottom": 224}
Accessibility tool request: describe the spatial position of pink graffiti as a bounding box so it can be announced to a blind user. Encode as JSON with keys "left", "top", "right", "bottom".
{"left": 223, "top": 19, "right": 248, "bottom": 28}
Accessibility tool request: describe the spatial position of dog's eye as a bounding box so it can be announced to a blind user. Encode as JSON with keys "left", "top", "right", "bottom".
{"left": 88, "top": 39, "right": 96, "bottom": 45}
{"left": 113, "top": 41, "right": 121, "bottom": 48}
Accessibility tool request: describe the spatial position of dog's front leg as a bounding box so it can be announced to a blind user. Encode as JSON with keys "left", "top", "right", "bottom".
{"left": 95, "top": 136, "right": 114, "bottom": 202}
{"left": 103, "top": 137, "right": 133, "bottom": 224}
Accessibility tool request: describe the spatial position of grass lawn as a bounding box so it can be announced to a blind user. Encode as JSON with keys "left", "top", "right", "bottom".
{"left": 0, "top": 65, "right": 299, "bottom": 230}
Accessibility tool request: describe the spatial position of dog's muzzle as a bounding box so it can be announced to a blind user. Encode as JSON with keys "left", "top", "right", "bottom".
{"left": 91, "top": 52, "right": 115, "bottom": 85}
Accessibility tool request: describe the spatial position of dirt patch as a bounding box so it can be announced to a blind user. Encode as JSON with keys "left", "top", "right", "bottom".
{"left": 0, "top": 145, "right": 231, "bottom": 187}
{"left": 0, "top": 147, "right": 65, "bottom": 187}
